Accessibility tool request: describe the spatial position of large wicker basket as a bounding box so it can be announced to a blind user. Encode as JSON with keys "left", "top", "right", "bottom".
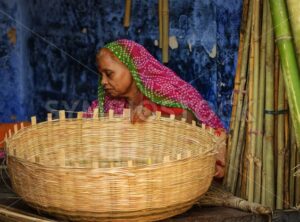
{"left": 4, "top": 109, "right": 221, "bottom": 221}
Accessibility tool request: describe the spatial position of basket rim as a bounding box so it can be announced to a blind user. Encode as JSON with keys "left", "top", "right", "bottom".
{"left": 5, "top": 114, "right": 221, "bottom": 170}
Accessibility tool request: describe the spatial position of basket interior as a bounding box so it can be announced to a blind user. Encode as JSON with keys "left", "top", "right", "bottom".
{"left": 6, "top": 117, "right": 215, "bottom": 168}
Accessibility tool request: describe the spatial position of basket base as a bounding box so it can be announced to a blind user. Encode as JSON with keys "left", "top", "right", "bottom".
{"left": 28, "top": 198, "right": 198, "bottom": 222}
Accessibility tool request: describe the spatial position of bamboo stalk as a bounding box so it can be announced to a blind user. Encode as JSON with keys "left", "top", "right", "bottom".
{"left": 158, "top": 0, "right": 163, "bottom": 48}
{"left": 296, "top": 148, "right": 300, "bottom": 206}
{"left": 262, "top": 1, "right": 275, "bottom": 208}
{"left": 284, "top": 95, "right": 290, "bottom": 209}
{"left": 289, "top": 117, "right": 296, "bottom": 207}
{"left": 231, "top": 93, "right": 248, "bottom": 194}
{"left": 274, "top": 48, "right": 279, "bottom": 156}
{"left": 269, "top": 0, "right": 300, "bottom": 148}
{"left": 226, "top": 0, "right": 250, "bottom": 160}
{"left": 251, "top": 0, "right": 261, "bottom": 204}
{"left": 247, "top": 0, "right": 256, "bottom": 201}
{"left": 162, "top": 0, "right": 169, "bottom": 63}
{"left": 254, "top": 0, "right": 267, "bottom": 204}
{"left": 236, "top": 135, "right": 246, "bottom": 197}
{"left": 225, "top": 0, "right": 253, "bottom": 191}
{"left": 286, "top": 0, "right": 300, "bottom": 67}
{"left": 276, "top": 66, "right": 285, "bottom": 209}
{"left": 123, "top": 0, "right": 132, "bottom": 28}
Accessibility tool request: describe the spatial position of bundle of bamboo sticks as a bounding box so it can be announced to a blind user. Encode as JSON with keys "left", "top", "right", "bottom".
{"left": 224, "top": 0, "right": 300, "bottom": 210}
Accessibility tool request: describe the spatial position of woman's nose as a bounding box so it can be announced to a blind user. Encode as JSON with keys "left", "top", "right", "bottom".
{"left": 101, "top": 75, "right": 108, "bottom": 86}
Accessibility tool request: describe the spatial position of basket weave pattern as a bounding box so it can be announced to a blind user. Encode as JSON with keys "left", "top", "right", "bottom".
{"left": 5, "top": 110, "right": 219, "bottom": 221}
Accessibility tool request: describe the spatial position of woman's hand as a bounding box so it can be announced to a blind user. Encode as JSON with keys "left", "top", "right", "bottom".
{"left": 130, "top": 105, "right": 152, "bottom": 124}
{"left": 214, "top": 131, "right": 227, "bottom": 178}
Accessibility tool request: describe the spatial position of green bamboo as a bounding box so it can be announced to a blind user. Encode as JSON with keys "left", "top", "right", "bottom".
{"left": 286, "top": 0, "right": 300, "bottom": 67}
{"left": 269, "top": 0, "right": 300, "bottom": 148}
{"left": 276, "top": 67, "right": 285, "bottom": 209}
{"left": 225, "top": 0, "right": 253, "bottom": 191}
{"left": 254, "top": 0, "right": 267, "bottom": 204}
{"left": 262, "top": 1, "right": 275, "bottom": 208}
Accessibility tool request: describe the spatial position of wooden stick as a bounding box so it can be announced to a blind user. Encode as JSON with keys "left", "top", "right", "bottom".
{"left": 162, "top": 0, "right": 169, "bottom": 63}
{"left": 159, "top": 0, "right": 163, "bottom": 48}
{"left": 123, "top": 0, "right": 132, "bottom": 28}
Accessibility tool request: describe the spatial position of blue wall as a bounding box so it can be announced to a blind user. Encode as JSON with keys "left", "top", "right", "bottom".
{"left": 0, "top": 0, "right": 242, "bottom": 128}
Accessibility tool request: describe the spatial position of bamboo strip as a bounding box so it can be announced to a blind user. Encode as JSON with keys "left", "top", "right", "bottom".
{"left": 31, "top": 116, "right": 37, "bottom": 125}
{"left": 47, "top": 113, "right": 52, "bottom": 121}
{"left": 77, "top": 112, "right": 83, "bottom": 119}
{"left": 59, "top": 110, "right": 65, "bottom": 121}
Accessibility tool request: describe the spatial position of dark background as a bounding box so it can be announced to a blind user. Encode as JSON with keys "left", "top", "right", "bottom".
{"left": 0, "top": 0, "right": 242, "bottom": 129}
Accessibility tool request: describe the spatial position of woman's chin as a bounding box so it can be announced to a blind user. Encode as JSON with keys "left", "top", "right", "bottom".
{"left": 106, "top": 90, "right": 119, "bottom": 98}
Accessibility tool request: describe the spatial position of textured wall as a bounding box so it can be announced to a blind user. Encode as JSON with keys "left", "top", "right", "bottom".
{"left": 0, "top": 0, "right": 242, "bottom": 128}
{"left": 0, "top": 1, "right": 33, "bottom": 122}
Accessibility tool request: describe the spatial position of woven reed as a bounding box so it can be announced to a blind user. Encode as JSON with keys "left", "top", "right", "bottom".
{"left": 5, "top": 110, "right": 221, "bottom": 222}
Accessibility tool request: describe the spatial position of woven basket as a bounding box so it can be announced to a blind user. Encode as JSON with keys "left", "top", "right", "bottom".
{"left": 4, "top": 109, "right": 221, "bottom": 221}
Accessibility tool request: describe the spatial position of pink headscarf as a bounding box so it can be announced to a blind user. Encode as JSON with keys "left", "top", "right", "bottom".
{"left": 87, "top": 39, "right": 224, "bottom": 130}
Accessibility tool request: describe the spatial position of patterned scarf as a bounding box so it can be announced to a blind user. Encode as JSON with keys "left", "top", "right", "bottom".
{"left": 92, "top": 39, "right": 224, "bottom": 129}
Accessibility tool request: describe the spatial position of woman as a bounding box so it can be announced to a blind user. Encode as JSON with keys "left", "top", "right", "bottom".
{"left": 87, "top": 39, "right": 226, "bottom": 177}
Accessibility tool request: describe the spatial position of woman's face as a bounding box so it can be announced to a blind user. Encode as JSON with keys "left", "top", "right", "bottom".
{"left": 97, "top": 49, "right": 134, "bottom": 98}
